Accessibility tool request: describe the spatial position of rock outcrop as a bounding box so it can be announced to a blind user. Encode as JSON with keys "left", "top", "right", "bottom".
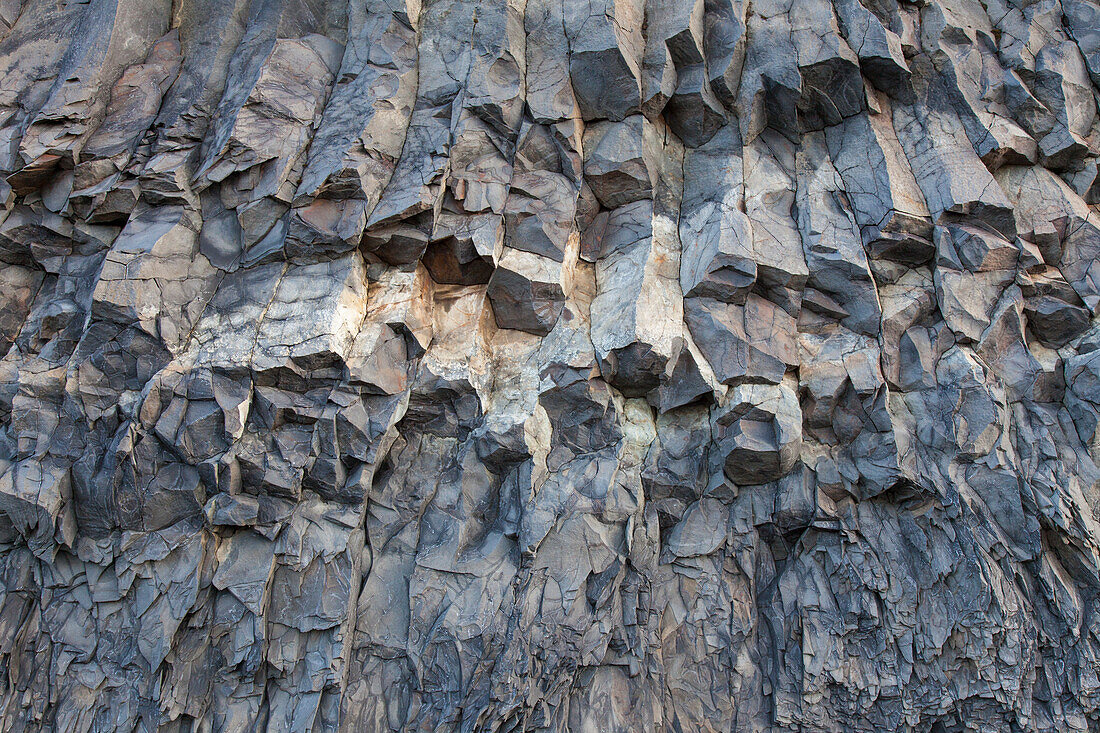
{"left": 1, "top": 0, "right": 1100, "bottom": 730}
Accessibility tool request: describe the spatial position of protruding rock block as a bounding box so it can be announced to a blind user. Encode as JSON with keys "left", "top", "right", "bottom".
{"left": 894, "top": 61, "right": 1017, "bottom": 240}
{"left": 685, "top": 294, "right": 797, "bottom": 386}
{"left": 795, "top": 134, "right": 882, "bottom": 336}
{"left": 833, "top": 0, "right": 909, "bottom": 91}
{"left": 582, "top": 116, "right": 656, "bottom": 209}
{"left": 197, "top": 35, "right": 340, "bottom": 197}
{"left": 997, "top": 165, "right": 1100, "bottom": 312}
{"left": 488, "top": 247, "right": 569, "bottom": 336}
{"left": 251, "top": 255, "right": 369, "bottom": 379}
{"left": 827, "top": 96, "right": 935, "bottom": 264}
{"left": 679, "top": 124, "right": 755, "bottom": 302}
{"left": 91, "top": 205, "right": 218, "bottom": 352}
{"left": 702, "top": 0, "right": 747, "bottom": 108}
{"left": 294, "top": 0, "right": 419, "bottom": 206}
{"left": 564, "top": 0, "right": 645, "bottom": 121}
{"left": 591, "top": 200, "right": 683, "bottom": 394}
{"left": 15, "top": 0, "right": 172, "bottom": 175}
{"left": 713, "top": 382, "right": 802, "bottom": 485}
{"left": 743, "top": 131, "right": 808, "bottom": 314}
{"left": 421, "top": 211, "right": 499, "bottom": 284}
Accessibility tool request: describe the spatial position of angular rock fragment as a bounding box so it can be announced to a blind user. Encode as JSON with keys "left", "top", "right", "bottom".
{"left": 294, "top": 0, "right": 419, "bottom": 206}
{"left": 701, "top": 0, "right": 747, "bottom": 109}
{"left": 1064, "top": 0, "right": 1100, "bottom": 88}
{"left": 893, "top": 61, "right": 1018, "bottom": 239}
{"left": 590, "top": 120, "right": 684, "bottom": 395}
{"left": 827, "top": 98, "right": 935, "bottom": 264}
{"left": 564, "top": 0, "right": 645, "bottom": 121}
{"left": 196, "top": 34, "right": 341, "bottom": 196}
{"left": 743, "top": 131, "right": 808, "bottom": 314}
{"left": 487, "top": 247, "right": 570, "bottom": 336}
{"left": 14, "top": 0, "right": 172, "bottom": 182}
{"left": 833, "top": 0, "right": 909, "bottom": 91}
{"left": 0, "top": 205, "right": 75, "bottom": 269}
{"left": 922, "top": 3, "right": 1039, "bottom": 169}
{"left": 795, "top": 133, "right": 881, "bottom": 335}
{"left": 525, "top": 0, "right": 579, "bottom": 122}
{"left": 91, "top": 204, "right": 218, "bottom": 352}
{"left": 504, "top": 169, "right": 577, "bottom": 261}
{"left": 679, "top": 124, "right": 755, "bottom": 303}
{"left": 250, "top": 254, "right": 369, "bottom": 379}
{"left": 685, "top": 293, "right": 797, "bottom": 385}
{"left": 1021, "top": 267, "right": 1091, "bottom": 348}
{"left": 737, "top": 0, "right": 864, "bottom": 140}
{"left": 420, "top": 210, "right": 499, "bottom": 284}
{"left": 590, "top": 200, "right": 683, "bottom": 394}
{"left": 582, "top": 116, "right": 655, "bottom": 209}
{"left": 933, "top": 222, "right": 1018, "bottom": 343}
{"left": 713, "top": 382, "right": 801, "bottom": 485}
{"left": 997, "top": 165, "right": 1100, "bottom": 312}
{"left": 69, "top": 32, "right": 182, "bottom": 214}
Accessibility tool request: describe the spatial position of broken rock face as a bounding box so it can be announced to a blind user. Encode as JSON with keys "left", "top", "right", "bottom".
{"left": 714, "top": 382, "right": 802, "bottom": 485}
{"left": 2, "top": 0, "right": 1100, "bottom": 731}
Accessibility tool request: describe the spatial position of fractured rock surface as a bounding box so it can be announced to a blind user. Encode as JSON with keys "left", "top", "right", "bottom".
{"left": 1, "top": 0, "right": 1100, "bottom": 730}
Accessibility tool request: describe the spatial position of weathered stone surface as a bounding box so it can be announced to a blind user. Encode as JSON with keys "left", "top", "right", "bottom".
{"left": 565, "top": 0, "right": 645, "bottom": 121}
{"left": 714, "top": 382, "right": 802, "bottom": 485}
{"left": 2, "top": 1, "right": 1100, "bottom": 731}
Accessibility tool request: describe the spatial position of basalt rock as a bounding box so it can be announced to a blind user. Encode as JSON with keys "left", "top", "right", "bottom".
{"left": 1, "top": 1, "right": 1100, "bottom": 731}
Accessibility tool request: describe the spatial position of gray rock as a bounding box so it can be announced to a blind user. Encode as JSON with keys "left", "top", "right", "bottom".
{"left": 294, "top": 0, "right": 419, "bottom": 206}
{"left": 564, "top": 0, "right": 644, "bottom": 121}
{"left": 2, "top": 2, "right": 1100, "bottom": 731}
{"left": 713, "top": 382, "right": 801, "bottom": 485}
{"left": 795, "top": 133, "right": 882, "bottom": 336}
{"left": 894, "top": 58, "right": 1018, "bottom": 240}
{"left": 679, "top": 124, "right": 755, "bottom": 303}
{"left": 701, "top": 0, "right": 746, "bottom": 108}
{"left": 14, "top": 0, "right": 172, "bottom": 181}
{"left": 826, "top": 97, "right": 935, "bottom": 264}
{"left": 487, "top": 247, "right": 570, "bottom": 336}
{"left": 997, "top": 164, "right": 1100, "bottom": 313}
{"left": 582, "top": 116, "right": 655, "bottom": 209}
{"left": 833, "top": 0, "right": 909, "bottom": 92}
{"left": 685, "top": 293, "right": 797, "bottom": 385}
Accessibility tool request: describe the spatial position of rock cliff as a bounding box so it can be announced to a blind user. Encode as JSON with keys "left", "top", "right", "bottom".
{"left": 1, "top": 0, "right": 1100, "bottom": 730}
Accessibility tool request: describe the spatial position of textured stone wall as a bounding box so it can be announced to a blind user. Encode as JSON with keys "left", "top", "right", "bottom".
{"left": 1, "top": 0, "right": 1100, "bottom": 730}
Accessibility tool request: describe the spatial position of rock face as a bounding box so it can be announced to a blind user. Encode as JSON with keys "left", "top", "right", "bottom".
{"left": 2, "top": 0, "right": 1100, "bottom": 730}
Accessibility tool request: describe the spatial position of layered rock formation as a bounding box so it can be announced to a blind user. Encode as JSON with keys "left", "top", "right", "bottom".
{"left": 1, "top": 0, "right": 1100, "bottom": 730}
